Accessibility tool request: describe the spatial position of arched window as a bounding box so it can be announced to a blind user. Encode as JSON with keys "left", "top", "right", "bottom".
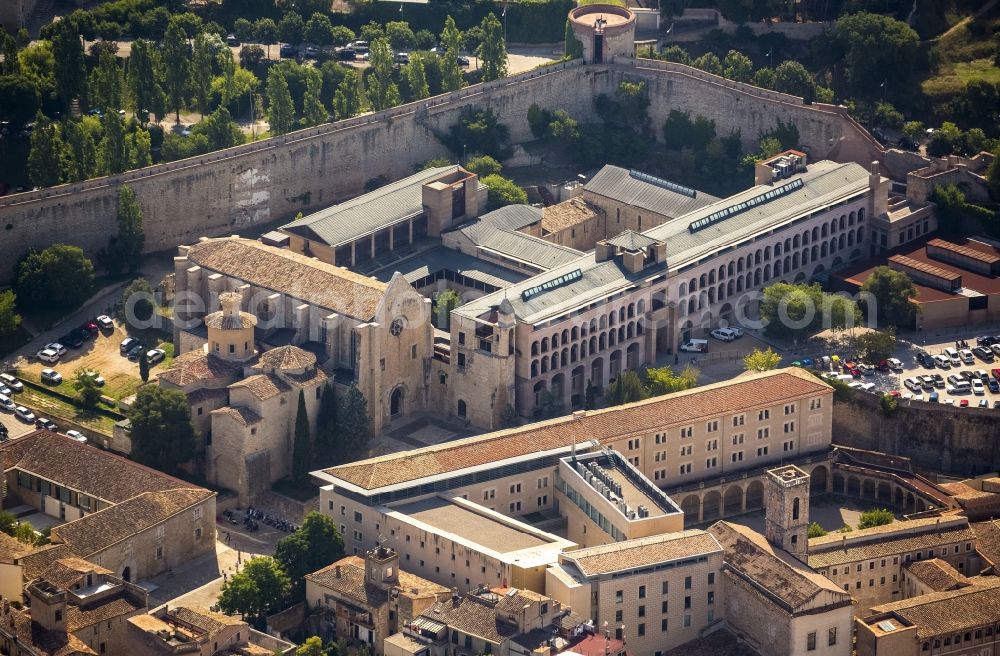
{"left": 679, "top": 282, "right": 688, "bottom": 297}
{"left": 531, "top": 360, "right": 538, "bottom": 377}
{"left": 792, "top": 497, "right": 800, "bottom": 520}
{"left": 457, "top": 400, "right": 467, "bottom": 418}
{"left": 689, "top": 278, "right": 698, "bottom": 293}
{"left": 541, "top": 337, "right": 549, "bottom": 353}
{"left": 531, "top": 342, "right": 538, "bottom": 356}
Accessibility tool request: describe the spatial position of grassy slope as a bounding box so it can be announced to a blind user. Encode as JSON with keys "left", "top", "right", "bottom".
{"left": 921, "top": 3, "right": 1000, "bottom": 100}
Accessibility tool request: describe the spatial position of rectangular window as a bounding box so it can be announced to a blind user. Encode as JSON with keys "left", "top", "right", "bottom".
{"left": 679, "top": 463, "right": 692, "bottom": 475}
{"left": 732, "top": 414, "right": 744, "bottom": 426}
{"left": 615, "top": 610, "right": 623, "bottom": 622}
{"left": 354, "top": 511, "right": 363, "bottom": 523}
{"left": 510, "top": 483, "right": 522, "bottom": 494}
{"left": 731, "top": 433, "right": 744, "bottom": 445}
{"left": 638, "top": 585, "right": 646, "bottom": 599}
{"left": 708, "top": 573, "right": 715, "bottom": 585}
{"left": 661, "top": 619, "right": 668, "bottom": 632}
{"left": 683, "top": 615, "right": 691, "bottom": 628}
{"left": 681, "top": 426, "right": 693, "bottom": 438}
{"left": 707, "top": 591, "right": 714, "bottom": 605}
{"left": 731, "top": 451, "right": 743, "bottom": 463}
{"left": 784, "top": 403, "right": 796, "bottom": 415}
{"left": 615, "top": 590, "right": 623, "bottom": 603}
{"left": 807, "top": 632, "right": 817, "bottom": 651}
{"left": 757, "top": 427, "right": 769, "bottom": 439}
{"left": 638, "top": 606, "right": 645, "bottom": 618}
{"left": 509, "top": 501, "right": 521, "bottom": 513}
{"left": 637, "top": 623, "right": 645, "bottom": 637}
{"left": 706, "top": 420, "right": 718, "bottom": 432}
{"left": 662, "top": 582, "right": 669, "bottom": 594}
{"left": 353, "top": 530, "right": 363, "bottom": 541}
{"left": 783, "top": 440, "right": 794, "bottom": 452}
{"left": 661, "top": 601, "right": 668, "bottom": 613}
{"left": 685, "top": 576, "right": 692, "bottom": 590}
{"left": 758, "top": 409, "right": 770, "bottom": 421}
{"left": 757, "top": 446, "right": 769, "bottom": 456}
{"left": 155, "top": 546, "right": 163, "bottom": 560}
{"left": 783, "top": 421, "right": 795, "bottom": 433}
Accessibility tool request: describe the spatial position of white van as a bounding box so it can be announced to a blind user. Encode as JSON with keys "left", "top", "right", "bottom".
{"left": 944, "top": 347, "right": 961, "bottom": 366}
{"left": 680, "top": 339, "right": 708, "bottom": 353}
{"left": 947, "top": 381, "right": 971, "bottom": 395}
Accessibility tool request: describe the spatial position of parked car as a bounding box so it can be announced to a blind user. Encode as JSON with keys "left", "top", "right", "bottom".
{"left": 919, "top": 375, "right": 935, "bottom": 390}
{"left": 0, "top": 384, "right": 11, "bottom": 397}
{"left": 932, "top": 354, "right": 951, "bottom": 369}
{"left": 457, "top": 55, "right": 470, "bottom": 66}
{"left": 80, "top": 370, "right": 105, "bottom": 386}
{"left": 977, "top": 335, "right": 997, "bottom": 346}
{"left": 146, "top": 348, "right": 166, "bottom": 365}
{"left": 679, "top": 339, "right": 708, "bottom": 353}
{"left": 915, "top": 351, "right": 934, "bottom": 368}
{"left": 972, "top": 379, "right": 985, "bottom": 395}
{"left": 35, "top": 417, "right": 57, "bottom": 431}
{"left": 944, "top": 347, "right": 961, "bottom": 366}
{"left": 992, "top": 368, "right": 1000, "bottom": 381}
{"left": 59, "top": 331, "right": 85, "bottom": 349}
{"left": 40, "top": 369, "right": 62, "bottom": 385}
{"left": 0, "top": 424, "right": 7, "bottom": 441}
{"left": 65, "top": 430, "right": 87, "bottom": 443}
{"left": 127, "top": 344, "right": 146, "bottom": 361}
{"left": 903, "top": 377, "right": 922, "bottom": 392}
{"left": 989, "top": 380, "right": 999, "bottom": 393}
{"left": 226, "top": 34, "right": 240, "bottom": 46}
{"left": 975, "top": 369, "right": 990, "bottom": 382}
{"left": 96, "top": 315, "right": 114, "bottom": 331}
{"left": 350, "top": 40, "right": 369, "bottom": 53}
{"left": 994, "top": 400, "right": 1000, "bottom": 409}
{"left": 928, "top": 392, "right": 939, "bottom": 403}
{"left": 14, "top": 406, "right": 35, "bottom": 423}
{"left": 120, "top": 337, "right": 140, "bottom": 355}
{"left": 887, "top": 357, "right": 903, "bottom": 371}
{"left": 303, "top": 45, "right": 320, "bottom": 58}
{"left": 973, "top": 346, "right": 994, "bottom": 362}
{"left": 960, "top": 399, "right": 970, "bottom": 407}
{"left": 980, "top": 399, "right": 990, "bottom": 408}
{"left": 947, "top": 374, "right": 964, "bottom": 386}
{"left": 45, "top": 343, "right": 67, "bottom": 357}
{"left": 280, "top": 44, "right": 298, "bottom": 58}
{"left": 394, "top": 52, "right": 410, "bottom": 64}
{"left": 0, "top": 374, "right": 22, "bottom": 392}
{"left": 337, "top": 48, "right": 356, "bottom": 61}
{"left": 991, "top": 343, "right": 1000, "bottom": 358}
{"left": 36, "top": 348, "right": 60, "bottom": 363}
{"left": 960, "top": 349, "right": 975, "bottom": 365}
{"left": 710, "top": 328, "right": 738, "bottom": 342}
{"left": 0, "top": 394, "right": 14, "bottom": 412}
{"left": 932, "top": 374, "right": 945, "bottom": 388}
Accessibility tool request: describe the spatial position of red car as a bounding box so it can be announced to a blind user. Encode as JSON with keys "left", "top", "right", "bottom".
{"left": 960, "top": 399, "right": 969, "bottom": 407}
{"left": 82, "top": 320, "right": 99, "bottom": 335}
{"left": 992, "top": 368, "right": 1000, "bottom": 381}
{"left": 850, "top": 368, "right": 862, "bottom": 378}
{"left": 888, "top": 390, "right": 901, "bottom": 398}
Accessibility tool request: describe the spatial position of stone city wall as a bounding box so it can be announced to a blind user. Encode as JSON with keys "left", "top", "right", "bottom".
{"left": 0, "top": 58, "right": 880, "bottom": 284}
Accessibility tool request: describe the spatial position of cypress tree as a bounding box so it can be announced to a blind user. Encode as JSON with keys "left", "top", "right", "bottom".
{"left": 292, "top": 390, "right": 313, "bottom": 483}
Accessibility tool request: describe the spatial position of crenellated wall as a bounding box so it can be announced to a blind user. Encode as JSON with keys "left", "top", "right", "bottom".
{"left": 0, "top": 58, "right": 881, "bottom": 284}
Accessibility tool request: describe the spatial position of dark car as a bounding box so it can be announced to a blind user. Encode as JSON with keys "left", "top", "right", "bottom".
{"left": 973, "top": 346, "right": 994, "bottom": 361}
{"left": 990, "top": 379, "right": 1000, "bottom": 393}
{"left": 0, "top": 423, "right": 7, "bottom": 441}
{"left": 932, "top": 374, "right": 945, "bottom": 388}
{"left": 977, "top": 336, "right": 996, "bottom": 346}
{"left": 457, "top": 55, "right": 470, "bottom": 66}
{"left": 916, "top": 351, "right": 934, "bottom": 368}
{"left": 126, "top": 343, "right": 146, "bottom": 361}
{"left": 303, "top": 46, "right": 319, "bottom": 59}
{"left": 280, "top": 44, "right": 298, "bottom": 58}
{"left": 961, "top": 371, "right": 977, "bottom": 382}
{"left": 120, "top": 337, "right": 139, "bottom": 355}
{"left": 226, "top": 34, "right": 240, "bottom": 47}
{"left": 60, "top": 331, "right": 85, "bottom": 349}
{"left": 337, "top": 48, "right": 356, "bottom": 61}
{"left": 34, "top": 417, "right": 57, "bottom": 431}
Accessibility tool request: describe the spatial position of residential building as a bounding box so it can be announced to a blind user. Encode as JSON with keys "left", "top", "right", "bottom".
{"left": 305, "top": 546, "right": 450, "bottom": 653}
{"left": 807, "top": 514, "right": 980, "bottom": 614}
{"left": 901, "top": 559, "right": 972, "bottom": 598}
{"left": 856, "top": 580, "right": 1000, "bottom": 656}
{"left": 0, "top": 430, "right": 216, "bottom": 586}
{"left": 126, "top": 606, "right": 295, "bottom": 655}
{"left": 544, "top": 530, "right": 724, "bottom": 654}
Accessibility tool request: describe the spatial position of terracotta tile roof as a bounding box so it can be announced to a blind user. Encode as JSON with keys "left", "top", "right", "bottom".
{"left": 808, "top": 516, "right": 975, "bottom": 569}
{"left": 172, "top": 606, "right": 246, "bottom": 632}
{"left": 422, "top": 597, "right": 520, "bottom": 645}
{"left": 185, "top": 386, "right": 230, "bottom": 405}
{"left": 230, "top": 374, "right": 290, "bottom": 400}
{"left": 0, "top": 530, "right": 35, "bottom": 562}
{"left": 158, "top": 351, "right": 242, "bottom": 387}
{"left": 51, "top": 489, "right": 214, "bottom": 556}
{"left": 283, "top": 367, "right": 328, "bottom": 386}
{"left": 257, "top": 346, "right": 317, "bottom": 371}
{"left": 971, "top": 520, "right": 1000, "bottom": 567}
{"left": 211, "top": 406, "right": 263, "bottom": 426}
{"left": 20, "top": 545, "right": 79, "bottom": 582}
{"left": 39, "top": 558, "right": 112, "bottom": 590}
{"left": 1, "top": 607, "right": 97, "bottom": 655}
{"left": 308, "top": 555, "right": 449, "bottom": 605}
{"left": 708, "top": 521, "right": 849, "bottom": 613}
{"left": 491, "top": 587, "right": 548, "bottom": 616}
{"left": 905, "top": 559, "right": 969, "bottom": 592}
{"left": 65, "top": 591, "right": 145, "bottom": 632}
{"left": 562, "top": 530, "right": 721, "bottom": 577}
{"left": 184, "top": 237, "right": 388, "bottom": 322}
{"left": 541, "top": 198, "right": 603, "bottom": 234}
{"left": 866, "top": 579, "right": 1000, "bottom": 638}
{"left": 0, "top": 431, "right": 193, "bottom": 503}
{"left": 321, "top": 368, "right": 830, "bottom": 491}
{"left": 204, "top": 309, "right": 258, "bottom": 330}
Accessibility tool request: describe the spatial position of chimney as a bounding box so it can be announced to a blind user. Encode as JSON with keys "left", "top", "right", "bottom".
{"left": 335, "top": 565, "right": 341, "bottom": 578}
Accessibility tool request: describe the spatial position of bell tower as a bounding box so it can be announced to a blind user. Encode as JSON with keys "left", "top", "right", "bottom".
{"left": 764, "top": 465, "right": 811, "bottom": 560}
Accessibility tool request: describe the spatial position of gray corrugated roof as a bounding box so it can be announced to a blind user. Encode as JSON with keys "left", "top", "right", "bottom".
{"left": 373, "top": 246, "right": 528, "bottom": 289}
{"left": 280, "top": 166, "right": 456, "bottom": 247}
{"left": 479, "top": 204, "right": 543, "bottom": 232}
{"left": 605, "top": 230, "right": 659, "bottom": 251}
{"left": 584, "top": 165, "right": 719, "bottom": 218}
{"left": 447, "top": 213, "right": 583, "bottom": 272}
{"left": 646, "top": 161, "right": 871, "bottom": 269}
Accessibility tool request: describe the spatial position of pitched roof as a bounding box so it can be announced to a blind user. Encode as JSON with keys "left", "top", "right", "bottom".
{"left": 1, "top": 607, "right": 96, "bottom": 655}
{"left": 318, "top": 368, "right": 830, "bottom": 492}
{"left": 51, "top": 489, "right": 214, "bottom": 556}
{"left": 172, "top": 606, "right": 246, "bottom": 633}
{"left": 0, "top": 431, "right": 193, "bottom": 503}
{"left": 584, "top": 165, "right": 718, "bottom": 219}
{"left": 39, "top": 558, "right": 113, "bottom": 590}
{"left": 866, "top": 579, "right": 1000, "bottom": 638}
{"left": 708, "top": 521, "right": 849, "bottom": 613}
{"left": 604, "top": 230, "right": 659, "bottom": 252}
{"left": 184, "top": 237, "right": 387, "bottom": 322}
{"left": 0, "top": 530, "right": 35, "bottom": 563}
{"left": 541, "top": 198, "right": 602, "bottom": 234}
{"left": 280, "top": 166, "right": 456, "bottom": 247}
{"left": 157, "top": 350, "right": 241, "bottom": 387}
{"left": 447, "top": 213, "right": 583, "bottom": 272}
{"left": 65, "top": 592, "right": 145, "bottom": 632}
{"left": 211, "top": 406, "right": 263, "bottom": 426}
{"left": 307, "top": 556, "right": 448, "bottom": 605}
{"left": 808, "top": 516, "right": 975, "bottom": 568}
{"left": 561, "top": 530, "right": 721, "bottom": 577}
{"left": 904, "top": 559, "right": 969, "bottom": 592}
{"left": 20, "top": 545, "right": 79, "bottom": 582}
{"left": 229, "top": 374, "right": 290, "bottom": 401}
{"left": 204, "top": 310, "right": 257, "bottom": 330}
{"left": 421, "top": 597, "right": 520, "bottom": 645}
{"left": 256, "top": 345, "right": 317, "bottom": 371}
{"left": 970, "top": 520, "right": 1000, "bottom": 567}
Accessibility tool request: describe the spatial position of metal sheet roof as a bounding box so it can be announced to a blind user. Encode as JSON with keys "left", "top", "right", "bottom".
{"left": 373, "top": 246, "right": 529, "bottom": 289}
{"left": 280, "top": 166, "right": 456, "bottom": 247}
{"left": 447, "top": 211, "right": 583, "bottom": 272}
{"left": 583, "top": 165, "right": 718, "bottom": 218}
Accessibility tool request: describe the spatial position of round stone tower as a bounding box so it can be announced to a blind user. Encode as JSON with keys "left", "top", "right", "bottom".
{"left": 568, "top": 4, "right": 636, "bottom": 64}
{"left": 204, "top": 290, "right": 257, "bottom": 362}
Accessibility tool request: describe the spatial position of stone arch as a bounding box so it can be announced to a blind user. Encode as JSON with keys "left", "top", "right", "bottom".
{"left": 627, "top": 322, "right": 635, "bottom": 339}
{"left": 763, "top": 264, "right": 771, "bottom": 282}
{"left": 531, "top": 342, "right": 539, "bottom": 356}
{"left": 745, "top": 480, "right": 764, "bottom": 510}
{"left": 833, "top": 471, "right": 845, "bottom": 494}
{"left": 589, "top": 336, "right": 597, "bottom": 353}
{"left": 727, "top": 261, "right": 735, "bottom": 277}
{"left": 679, "top": 302, "right": 687, "bottom": 318}
{"left": 792, "top": 252, "right": 800, "bottom": 269}
{"left": 552, "top": 333, "right": 559, "bottom": 349}
{"left": 839, "top": 234, "right": 846, "bottom": 250}
{"left": 753, "top": 269, "right": 761, "bottom": 286}
{"left": 703, "top": 490, "right": 722, "bottom": 521}
{"left": 609, "top": 349, "right": 623, "bottom": 377}
{"left": 681, "top": 495, "right": 701, "bottom": 521}
{"left": 626, "top": 342, "right": 640, "bottom": 369}
{"left": 551, "top": 373, "right": 565, "bottom": 404}
{"left": 541, "top": 337, "right": 549, "bottom": 352}
{"left": 877, "top": 482, "right": 892, "bottom": 502}
{"left": 591, "top": 357, "right": 604, "bottom": 386}
{"left": 737, "top": 258, "right": 744, "bottom": 273}
{"left": 627, "top": 303, "right": 635, "bottom": 318}
{"left": 821, "top": 242, "right": 828, "bottom": 258}
{"left": 617, "top": 326, "right": 625, "bottom": 342}
{"left": 810, "top": 465, "right": 828, "bottom": 494}
{"left": 637, "top": 299, "right": 645, "bottom": 314}
{"left": 599, "top": 333, "right": 607, "bottom": 350}
{"left": 561, "top": 348, "right": 569, "bottom": 367}
{"left": 619, "top": 307, "right": 626, "bottom": 323}
{"left": 764, "top": 245, "right": 771, "bottom": 261}
{"left": 849, "top": 210, "right": 856, "bottom": 226}
{"left": 727, "top": 280, "right": 735, "bottom": 296}
{"left": 847, "top": 230, "right": 855, "bottom": 246}
{"left": 719, "top": 302, "right": 734, "bottom": 323}
{"left": 894, "top": 487, "right": 904, "bottom": 508}
{"left": 718, "top": 265, "right": 726, "bottom": 280}
{"left": 700, "top": 273, "right": 708, "bottom": 288}
{"left": 906, "top": 492, "right": 915, "bottom": 512}
{"left": 551, "top": 353, "right": 559, "bottom": 370}
{"left": 608, "top": 311, "right": 616, "bottom": 327}
{"left": 745, "top": 272, "right": 753, "bottom": 290}
{"left": 754, "top": 250, "right": 762, "bottom": 265}
{"left": 689, "top": 278, "right": 698, "bottom": 293}
{"left": 859, "top": 207, "right": 865, "bottom": 222}
{"left": 736, "top": 277, "right": 744, "bottom": 292}
{"left": 792, "top": 497, "right": 800, "bottom": 520}
{"left": 541, "top": 358, "right": 548, "bottom": 374}
{"left": 571, "top": 326, "right": 579, "bottom": 340}
{"left": 531, "top": 360, "right": 539, "bottom": 377}
{"left": 723, "top": 485, "right": 743, "bottom": 515}
{"left": 822, "top": 223, "right": 828, "bottom": 238}
{"left": 709, "top": 269, "right": 716, "bottom": 285}
{"left": 916, "top": 498, "right": 926, "bottom": 512}
{"left": 389, "top": 386, "right": 405, "bottom": 418}
{"left": 847, "top": 476, "right": 861, "bottom": 497}
{"left": 839, "top": 215, "right": 846, "bottom": 230}
{"left": 708, "top": 287, "right": 716, "bottom": 304}
{"left": 688, "top": 298, "right": 696, "bottom": 314}
{"left": 862, "top": 479, "right": 876, "bottom": 500}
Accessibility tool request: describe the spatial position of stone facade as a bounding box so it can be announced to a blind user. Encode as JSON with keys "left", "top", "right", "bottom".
{"left": 569, "top": 5, "right": 636, "bottom": 64}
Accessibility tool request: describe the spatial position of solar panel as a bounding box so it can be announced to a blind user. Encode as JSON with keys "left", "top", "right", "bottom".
{"left": 688, "top": 178, "right": 803, "bottom": 233}
{"left": 521, "top": 269, "right": 583, "bottom": 301}
{"left": 876, "top": 620, "right": 897, "bottom": 632}
{"left": 628, "top": 170, "right": 697, "bottom": 198}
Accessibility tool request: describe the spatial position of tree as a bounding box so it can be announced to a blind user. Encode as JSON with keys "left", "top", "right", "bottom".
{"left": 0, "top": 291, "right": 21, "bottom": 338}
{"left": 564, "top": 20, "right": 583, "bottom": 60}
{"left": 477, "top": 13, "right": 507, "bottom": 82}
{"left": 365, "top": 37, "right": 400, "bottom": 112}
{"left": 13, "top": 522, "right": 37, "bottom": 545}
{"left": 292, "top": 390, "right": 313, "bottom": 484}
{"left": 99, "top": 110, "right": 126, "bottom": 175}
{"left": 440, "top": 16, "right": 464, "bottom": 92}
{"left": 331, "top": 26, "right": 355, "bottom": 47}
{"left": 113, "top": 185, "right": 145, "bottom": 274}
{"left": 760, "top": 282, "right": 823, "bottom": 341}
{"left": 606, "top": 371, "right": 648, "bottom": 406}
{"left": 807, "top": 522, "right": 827, "bottom": 538}
{"left": 860, "top": 266, "right": 919, "bottom": 329}
{"left": 482, "top": 174, "right": 526, "bottom": 207}
{"left": 403, "top": 56, "right": 429, "bottom": 102}
{"left": 190, "top": 33, "right": 218, "bottom": 117}
{"left": 692, "top": 52, "right": 721, "bottom": 75}
{"left": 255, "top": 18, "right": 279, "bottom": 58}
{"left": 126, "top": 128, "right": 152, "bottom": 169}
{"left": 162, "top": 17, "right": 190, "bottom": 123}
{"left": 744, "top": 347, "right": 782, "bottom": 372}
{"left": 73, "top": 368, "right": 102, "bottom": 406}
{"left": 274, "top": 512, "right": 344, "bottom": 598}
{"left": 338, "top": 383, "right": 371, "bottom": 458}
{"left": 61, "top": 118, "right": 97, "bottom": 182}
{"left": 304, "top": 12, "right": 334, "bottom": 46}
{"left": 139, "top": 349, "right": 150, "bottom": 382}
{"left": 464, "top": 155, "right": 502, "bottom": 178}
{"left": 857, "top": 508, "right": 894, "bottom": 529}
{"left": 51, "top": 19, "right": 87, "bottom": 106}
{"left": 119, "top": 277, "right": 154, "bottom": 324}
{"left": 267, "top": 68, "right": 296, "bottom": 135}
{"left": 432, "top": 288, "right": 461, "bottom": 329}
{"left": 386, "top": 21, "right": 416, "bottom": 51}
{"left": 0, "top": 74, "right": 41, "bottom": 125}
{"left": 279, "top": 12, "right": 305, "bottom": 46}
{"left": 833, "top": 13, "right": 918, "bottom": 98}
{"left": 301, "top": 71, "right": 327, "bottom": 127}
{"left": 901, "top": 120, "right": 924, "bottom": 143}
{"left": 15, "top": 245, "right": 94, "bottom": 311}
{"left": 0, "top": 32, "right": 18, "bottom": 75}
{"left": 315, "top": 384, "right": 338, "bottom": 464}
{"left": 584, "top": 381, "right": 597, "bottom": 410}
{"left": 28, "top": 112, "right": 67, "bottom": 188}
{"left": 855, "top": 329, "right": 896, "bottom": 365}
{"left": 333, "top": 69, "right": 362, "bottom": 120}
{"left": 0, "top": 512, "right": 16, "bottom": 536}
{"left": 195, "top": 106, "right": 244, "bottom": 150}
{"left": 873, "top": 102, "right": 903, "bottom": 129}
{"left": 443, "top": 106, "right": 511, "bottom": 160}
{"left": 218, "top": 556, "right": 290, "bottom": 622}
{"left": 297, "top": 637, "right": 326, "bottom": 656}
{"left": 126, "top": 39, "right": 166, "bottom": 124}
{"left": 126, "top": 385, "right": 197, "bottom": 473}
{"left": 722, "top": 49, "right": 752, "bottom": 82}
{"left": 644, "top": 365, "right": 698, "bottom": 395}
{"left": 233, "top": 18, "right": 255, "bottom": 42}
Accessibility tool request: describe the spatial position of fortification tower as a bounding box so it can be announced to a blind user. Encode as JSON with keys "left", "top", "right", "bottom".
{"left": 764, "top": 465, "right": 811, "bottom": 560}
{"left": 568, "top": 4, "right": 636, "bottom": 64}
